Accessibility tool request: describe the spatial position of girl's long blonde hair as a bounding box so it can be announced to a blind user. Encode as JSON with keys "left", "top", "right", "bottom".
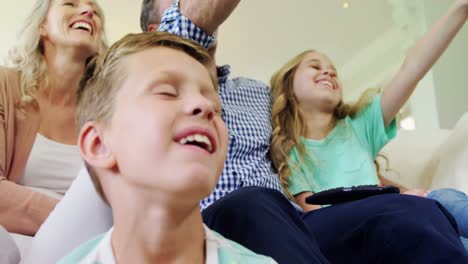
{"left": 270, "top": 50, "right": 378, "bottom": 199}
{"left": 8, "top": 0, "right": 107, "bottom": 106}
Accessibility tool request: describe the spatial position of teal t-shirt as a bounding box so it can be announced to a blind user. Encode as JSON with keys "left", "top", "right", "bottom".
{"left": 287, "top": 94, "right": 397, "bottom": 195}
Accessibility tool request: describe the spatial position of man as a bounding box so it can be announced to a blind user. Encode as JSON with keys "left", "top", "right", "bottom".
{"left": 26, "top": 1, "right": 468, "bottom": 263}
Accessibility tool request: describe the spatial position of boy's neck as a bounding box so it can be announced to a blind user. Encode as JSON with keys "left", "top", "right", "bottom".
{"left": 110, "top": 189, "right": 206, "bottom": 264}
{"left": 302, "top": 109, "right": 337, "bottom": 140}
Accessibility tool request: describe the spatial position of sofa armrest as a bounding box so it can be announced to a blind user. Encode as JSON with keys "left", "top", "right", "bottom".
{"left": 0, "top": 226, "right": 20, "bottom": 264}
{"left": 377, "top": 129, "right": 451, "bottom": 190}
{"left": 430, "top": 112, "right": 468, "bottom": 192}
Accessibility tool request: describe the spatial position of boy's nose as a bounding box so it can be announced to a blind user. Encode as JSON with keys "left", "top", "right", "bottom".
{"left": 190, "top": 97, "right": 215, "bottom": 120}
{"left": 192, "top": 107, "right": 214, "bottom": 120}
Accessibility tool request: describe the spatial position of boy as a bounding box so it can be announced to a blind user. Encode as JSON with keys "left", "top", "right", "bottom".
{"left": 59, "top": 31, "right": 276, "bottom": 264}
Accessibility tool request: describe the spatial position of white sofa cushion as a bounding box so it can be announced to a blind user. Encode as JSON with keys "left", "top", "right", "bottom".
{"left": 377, "top": 128, "right": 451, "bottom": 189}
{"left": 0, "top": 226, "right": 20, "bottom": 264}
{"left": 430, "top": 112, "right": 468, "bottom": 192}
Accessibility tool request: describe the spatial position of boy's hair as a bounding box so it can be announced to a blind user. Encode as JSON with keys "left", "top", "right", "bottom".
{"left": 269, "top": 50, "right": 377, "bottom": 200}
{"left": 76, "top": 31, "right": 216, "bottom": 203}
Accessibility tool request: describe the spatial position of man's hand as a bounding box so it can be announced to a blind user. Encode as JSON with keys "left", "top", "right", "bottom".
{"left": 179, "top": 0, "right": 241, "bottom": 35}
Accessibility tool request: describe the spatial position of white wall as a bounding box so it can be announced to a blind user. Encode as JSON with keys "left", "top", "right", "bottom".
{"left": 423, "top": 1, "right": 468, "bottom": 129}
{"left": 0, "top": 0, "right": 395, "bottom": 80}
{"left": 1, "top": 0, "right": 466, "bottom": 129}
{"left": 340, "top": 0, "right": 468, "bottom": 129}
{"left": 0, "top": 1, "right": 31, "bottom": 63}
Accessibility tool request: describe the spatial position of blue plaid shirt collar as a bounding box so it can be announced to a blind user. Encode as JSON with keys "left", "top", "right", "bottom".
{"left": 216, "top": 65, "right": 231, "bottom": 86}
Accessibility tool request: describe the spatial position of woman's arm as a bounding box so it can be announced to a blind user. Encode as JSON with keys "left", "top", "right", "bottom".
{"left": 0, "top": 68, "right": 59, "bottom": 235}
{"left": 0, "top": 181, "right": 58, "bottom": 235}
{"left": 381, "top": 0, "right": 468, "bottom": 126}
{"left": 294, "top": 192, "right": 322, "bottom": 212}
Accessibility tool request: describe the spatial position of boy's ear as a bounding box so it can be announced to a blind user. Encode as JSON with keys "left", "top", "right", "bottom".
{"left": 78, "top": 122, "right": 116, "bottom": 170}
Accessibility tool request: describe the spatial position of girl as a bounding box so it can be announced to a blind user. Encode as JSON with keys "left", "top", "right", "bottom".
{"left": 270, "top": 0, "right": 468, "bottom": 248}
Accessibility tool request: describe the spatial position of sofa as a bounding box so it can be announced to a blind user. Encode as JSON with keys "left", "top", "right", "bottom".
{"left": 377, "top": 112, "right": 468, "bottom": 193}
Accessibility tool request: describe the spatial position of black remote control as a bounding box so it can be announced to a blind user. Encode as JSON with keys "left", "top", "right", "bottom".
{"left": 305, "top": 185, "right": 400, "bottom": 205}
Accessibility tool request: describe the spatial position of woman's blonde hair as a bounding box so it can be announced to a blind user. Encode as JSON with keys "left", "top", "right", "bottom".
{"left": 8, "top": 0, "right": 107, "bottom": 105}
{"left": 270, "top": 50, "right": 378, "bottom": 199}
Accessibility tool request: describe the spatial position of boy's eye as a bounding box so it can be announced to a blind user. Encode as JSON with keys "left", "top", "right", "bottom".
{"left": 63, "top": 2, "right": 75, "bottom": 6}
{"left": 159, "top": 92, "right": 177, "bottom": 97}
{"left": 151, "top": 83, "right": 177, "bottom": 96}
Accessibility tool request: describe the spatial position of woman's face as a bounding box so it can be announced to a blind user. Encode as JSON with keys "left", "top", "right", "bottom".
{"left": 40, "top": 0, "right": 103, "bottom": 58}
{"left": 292, "top": 51, "right": 342, "bottom": 113}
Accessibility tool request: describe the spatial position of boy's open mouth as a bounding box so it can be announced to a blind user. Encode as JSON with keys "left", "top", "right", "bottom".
{"left": 178, "top": 133, "right": 213, "bottom": 153}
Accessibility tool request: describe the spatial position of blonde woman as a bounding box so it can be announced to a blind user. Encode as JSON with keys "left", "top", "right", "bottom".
{"left": 270, "top": 0, "right": 468, "bottom": 258}
{"left": 0, "top": 0, "right": 106, "bottom": 237}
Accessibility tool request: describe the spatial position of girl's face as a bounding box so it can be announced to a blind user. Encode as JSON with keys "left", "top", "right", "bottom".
{"left": 40, "top": 0, "right": 103, "bottom": 58}
{"left": 292, "top": 52, "right": 342, "bottom": 113}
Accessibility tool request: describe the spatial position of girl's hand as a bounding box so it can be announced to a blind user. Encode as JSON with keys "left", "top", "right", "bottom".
{"left": 455, "top": 0, "right": 468, "bottom": 16}
{"left": 403, "top": 189, "right": 429, "bottom": 197}
{"left": 457, "top": 0, "right": 468, "bottom": 7}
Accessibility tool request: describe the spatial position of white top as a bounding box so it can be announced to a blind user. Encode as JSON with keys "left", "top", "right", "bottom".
{"left": 19, "top": 133, "right": 82, "bottom": 198}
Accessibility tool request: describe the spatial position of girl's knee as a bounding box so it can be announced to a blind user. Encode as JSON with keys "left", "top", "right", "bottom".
{"left": 379, "top": 194, "right": 447, "bottom": 218}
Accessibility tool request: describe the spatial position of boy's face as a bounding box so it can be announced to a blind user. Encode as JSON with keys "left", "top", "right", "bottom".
{"left": 102, "top": 47, "right": 227, "bottom": 204}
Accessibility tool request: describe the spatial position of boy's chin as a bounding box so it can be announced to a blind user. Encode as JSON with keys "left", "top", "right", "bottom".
{"left": 178, "top": 178, "right": 217, "bottom": 197}
{"left": 171, "top": 172, "right": 218, "bottom": 196}
{"left": 167, "top": 185, "right": 215, "bottom": 208}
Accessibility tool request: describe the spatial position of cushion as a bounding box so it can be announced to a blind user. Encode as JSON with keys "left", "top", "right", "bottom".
{"left": 0, "top": 226, "right": 20, "bottom": 264}
{"left": 430, "top": 112, "right": 468, "bottom": 192}
{"left": 377, "top": 128, "right": 450, "bottom": 189}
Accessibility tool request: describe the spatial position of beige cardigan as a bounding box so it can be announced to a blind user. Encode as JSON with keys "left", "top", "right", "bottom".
{"left": 0, "top": 67, "right": 57, "bottom": 235}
